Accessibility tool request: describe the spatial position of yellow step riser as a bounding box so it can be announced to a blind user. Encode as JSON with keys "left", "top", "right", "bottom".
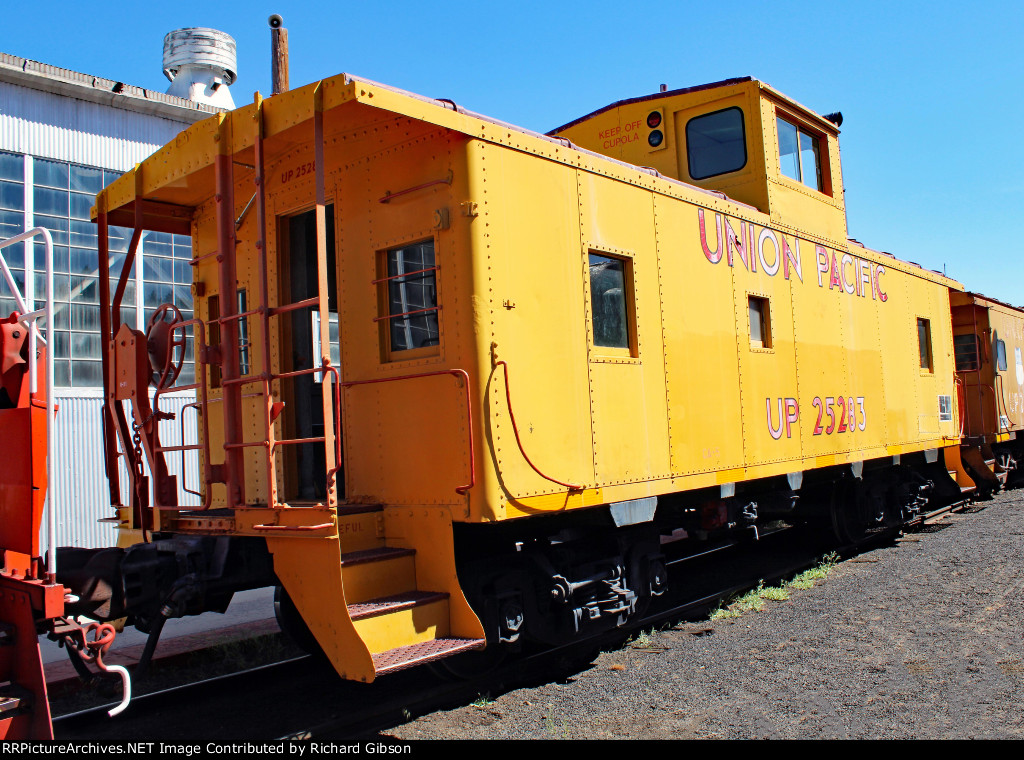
{"left": 336, "top": 512, "right": 384, "bottom": 554}
{"left": 342, "top": 556, "right": 416, "bottom": 605}
{"left": 353, "top": 599, "right": 451, "bottom": 654}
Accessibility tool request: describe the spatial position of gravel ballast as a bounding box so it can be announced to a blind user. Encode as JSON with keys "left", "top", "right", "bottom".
{"left": 384, "top": 492, "right": 1024, "bottom": 739}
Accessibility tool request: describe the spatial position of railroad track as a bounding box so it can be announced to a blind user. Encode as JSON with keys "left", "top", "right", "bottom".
{"left": 52, "top": 498, "right": 982, "bottom": 741}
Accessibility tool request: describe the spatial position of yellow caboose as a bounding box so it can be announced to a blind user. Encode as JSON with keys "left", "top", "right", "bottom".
{"left": 950, "top": 291, "right": 1024, "bottom": 491}
{"left": 73, "top": 74, "right": 966, "bottom": 682}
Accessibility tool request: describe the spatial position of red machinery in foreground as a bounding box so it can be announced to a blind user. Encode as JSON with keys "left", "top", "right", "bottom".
{"left": 0, "top": 228, "right": 129, "bottom": 739}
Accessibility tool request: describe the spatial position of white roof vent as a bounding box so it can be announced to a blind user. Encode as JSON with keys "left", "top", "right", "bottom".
{"left": 162, "top": 27, "right": 237, "bottom": 109}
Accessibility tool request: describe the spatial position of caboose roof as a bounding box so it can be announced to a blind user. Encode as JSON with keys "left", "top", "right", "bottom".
{"left": 90, "top": 72, "right": 959, "bottom": 291}
{"left": 92, "top": 72, "right": 743, "bottom": 232}
{"left": 548, "top": 76, "right": 841, "bottom": 137}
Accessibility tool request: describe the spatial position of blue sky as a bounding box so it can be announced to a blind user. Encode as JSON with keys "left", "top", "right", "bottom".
{"left": 6, "top": 1, "right": 1022, "bottom": 305}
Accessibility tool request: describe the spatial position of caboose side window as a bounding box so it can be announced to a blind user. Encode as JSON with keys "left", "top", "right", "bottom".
{"left": 748, "top": 295, "right": 772, "bottom": 349}
{"left": 686, "top": 107, "right": 747, "bottom": 180}
{"left": 917, "top": 318, "right": 933, "bottom": 372}
{"left": 777, "top": 117, "right": 823, "bottom": 192}
{"left": 380, "top": 240, "right": 439, "bottom": 358}
{"left": 588, "top": 253, "right": 632, "bottom": 351}
{"left": 995, "top": 338, "right": 1008, "bottom": 372}
{"left": 954, "top": 333, "right": 980, "bottom": 371}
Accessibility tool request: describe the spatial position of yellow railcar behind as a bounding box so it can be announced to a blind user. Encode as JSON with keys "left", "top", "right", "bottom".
{"left": 950, "top": 291, "right": 1024, "bottom": 491}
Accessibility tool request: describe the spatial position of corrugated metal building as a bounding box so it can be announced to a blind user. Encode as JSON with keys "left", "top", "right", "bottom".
{"left": 0, "top": 51, "right": 222, "bottom": 549}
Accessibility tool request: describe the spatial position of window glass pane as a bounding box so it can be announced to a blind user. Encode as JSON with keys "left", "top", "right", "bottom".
{"left": 173, "top": 285, "right": 192, "bottom": 311}
{"left": 70, "top": 192, "right": 94, "bottom": 220}
{"left": 115, "top": 279, "right": 136, "bottom": 306}
{"left": 52, "top": 330, "right": 70, "bottom": 359}
{"left": 35, "top": 272, "right": 70, "bottom": 302}
{"left": 35, "top": 243, "right": 69, "bottom": 273}
{"left": 70, "top": 276, "right": 99, "bottom": 304}
{"left": 0, "top": 151, "right": 22, "bottom": 182}
{"left": 1, "top": 209, "right": 25, "bottom": 243}
{"left": 749, "top": 299, "right": 763, "bottom": 344}
{"left": 778, "top": 118, "right": 801, "bottom": 182}
{"left": 33, "top": 159, "right": 68, "bottom": 189}
{"left": 144, "top": 282, "right": 173, "bottom": 308}
{"left": 71, "top": 360, "right": 103, "bottom": 387}
{"left": 69, "top": 219, "right": 98, "bottom": 249}
{"left": 799, "top": 131, "right": 822, "bottom": 191}
{"left": 69, "top": 165, "right": 103, "bottom": 194}
{"left": 70, "top": 247, "right": 99, "bottom": 275}
{"left": 0, "top": 269, "right": 24, "bottom": 301}
{"left": 50, "top": 303, "right": 70, "bottom": 330}
{"left": 34, "top": 215, "right": 69, "bottom": 246}
{"left": 70, "top": 304, "right": 100, "bottom": 331}
{"left": 589, "top": 254, "right": 629, "bottom": 349}
{"left": 996, "top": 339, "right": 1008, "bottom": 372}
{"left": 0, "top": 180, "right": 24, "bottom": 211}
{"left": 950, "top": 333, "right": 974, "bottom": 372}
{"left": 918, "top": 319, "right": 932, "bottom": 370}
{"left": 71, "top": 332, "right": 102, "bottom": 359}
{"left": 386, "top": 240, "right": 439, "bottom": 352}
{"left": 34, "top": 185, "right": 69, "bottom": 217}
{"left": 53, "top": 360, "right": 70, "bottom": 387}
{"left": 174, "top": 259, "right": 192, "bottom": 284}
{"left": 107, "top": 226, "right": 131, "bottom": 253}
{"left": 686, "top": 108, "right": 746, "bottom": 180}
{"left": 1, "top": 239, "right": 24, "bottom": 270}
{"left": 120, "top": 306, "right": 136, "bottom": 329}
{"left": 143, "top": 255, "right": 174, "bottom": 281}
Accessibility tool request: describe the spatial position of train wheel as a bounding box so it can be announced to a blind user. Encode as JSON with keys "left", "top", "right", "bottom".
{"left": 830, "top": 481, "right": 868, "bottom": 546}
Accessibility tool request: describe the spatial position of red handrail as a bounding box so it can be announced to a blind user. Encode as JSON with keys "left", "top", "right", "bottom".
{"left": 493, "top": 360, "right": 582, "bottom": 491}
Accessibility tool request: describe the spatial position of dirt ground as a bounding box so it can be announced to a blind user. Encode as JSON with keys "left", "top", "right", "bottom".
{"left": 383, "top": 493, "right": 1024, "bottom": 740}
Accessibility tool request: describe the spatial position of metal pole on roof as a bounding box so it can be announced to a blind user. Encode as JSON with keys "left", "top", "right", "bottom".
{"left": 270, "top": 15, "right": 289, "bottom": 95}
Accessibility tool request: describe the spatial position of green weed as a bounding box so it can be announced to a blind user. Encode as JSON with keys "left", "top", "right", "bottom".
{"left": 788, "top": 551, "right": 840, "bottom": 589}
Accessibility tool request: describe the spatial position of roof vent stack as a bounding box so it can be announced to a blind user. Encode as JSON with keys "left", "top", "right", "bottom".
{"left": 162, "top": 27, "right": 237, "bottom": 109}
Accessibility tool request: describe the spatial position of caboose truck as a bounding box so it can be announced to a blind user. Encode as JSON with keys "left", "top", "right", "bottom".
{"left": 55, "top": 74, "right": 974, "bottom": 684}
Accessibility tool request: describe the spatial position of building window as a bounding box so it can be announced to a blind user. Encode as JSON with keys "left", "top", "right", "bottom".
{"left": 380, "top": 240, "right": 439, "bottom": 357}
{"left": 917, "top": 318, "right": 933, "bottom": 372}
{"left": 589, "top": 253, "right": 634, "bottom": 351}
{"left": 0, "top": 152, "right": 196, "bottom": 388}
{"left": 686, "top": 107, "right": 747, "bottom": 180}
{"left": 0, "top": 151, "right": 25, "bottom": 323}
{"left": 954, "top": 333, "right": 980, "bottom": 371}
{"left": 748, "top": 295, "right": 772, "bottom": 349}
{"left": 777, "top": 116, "right": 823, "bottom": 192}
{"left": 142, "top": 231, "right": 194, "bottom": 386}
{"left": 995, "top": 338, "right": 1008, "bottom": 372}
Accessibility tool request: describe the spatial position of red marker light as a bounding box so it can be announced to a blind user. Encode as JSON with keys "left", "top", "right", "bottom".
{"left": 647, "top": 111, "right": 662, "bottom": 129}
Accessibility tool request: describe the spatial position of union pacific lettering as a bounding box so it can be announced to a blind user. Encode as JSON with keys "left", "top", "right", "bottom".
{"left": 697, "top": 208, "right": 888, "bottom": 302}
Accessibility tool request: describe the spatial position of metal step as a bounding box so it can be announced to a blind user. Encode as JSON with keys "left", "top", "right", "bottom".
{"left": 349, "top": 591, "right": 449, "bottom": 621}
{"left": 338, "top": 546, "right": 414, "bottom": 567}
{"left": 371, "top": 638, "right": 485, "bottom": 676}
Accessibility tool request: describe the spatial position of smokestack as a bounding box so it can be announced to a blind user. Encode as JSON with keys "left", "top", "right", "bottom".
{"left": 162, "top": 27, "right": 237, "bottom": 109}
{"left": 269, "top": 14, "right": 289, "bottom": 94}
